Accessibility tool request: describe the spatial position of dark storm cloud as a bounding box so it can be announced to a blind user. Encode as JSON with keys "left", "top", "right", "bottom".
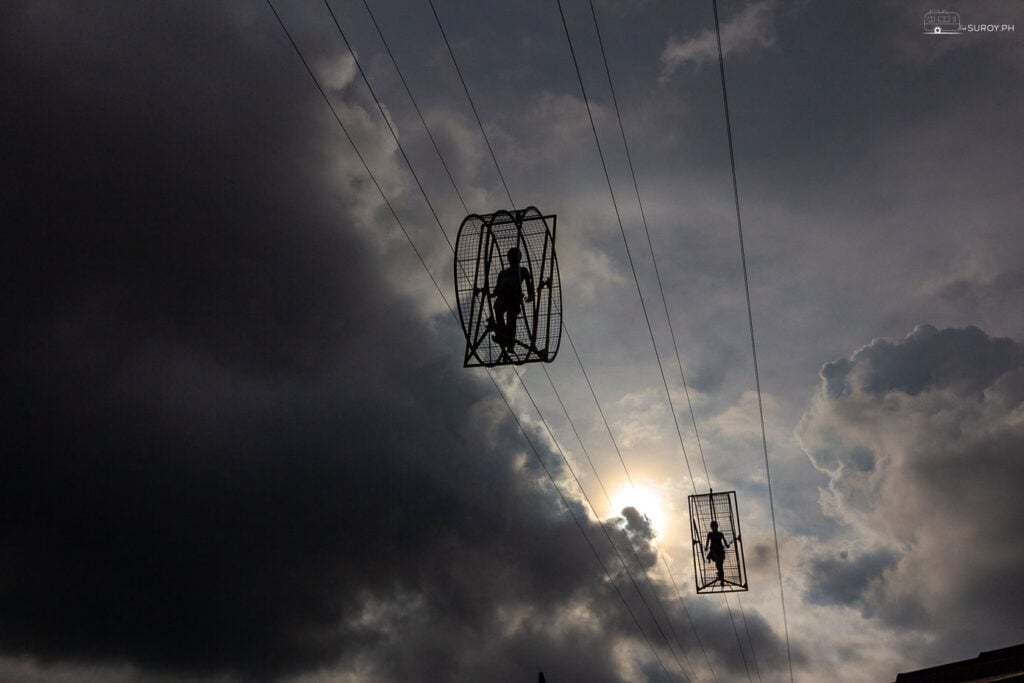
{"left": 820, "top": 325, "right": 1024, "bottom": 398}
{"left": 2, "top": 2, "right": 424, "bottom": 676}
{"left": 619, "top": 505, "right": 655, "bottom": 541}
{"left": 940, "top": 269, "right": 1024, "bottom": 323}
{"left": 2, "top": 3, "right": 796, "bottom": 681}
{"left": 804, "top": 548, "right": 898, "bottom": 607}
{"left": 798, "top": 325, "right": 1024, "bottom": 660}
{"left": 614, "top": 506, "right": 657, "bottom": 570}
{"left": 675, "top": 593, "right": 802, "bottom": 682}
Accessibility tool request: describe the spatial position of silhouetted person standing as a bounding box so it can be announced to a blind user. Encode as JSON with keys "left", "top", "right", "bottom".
{"left": 705, "top": 520, "right": 729, "bottom": 583}
{"left": 492, "top": 247, "right": 533, "bottom": 353}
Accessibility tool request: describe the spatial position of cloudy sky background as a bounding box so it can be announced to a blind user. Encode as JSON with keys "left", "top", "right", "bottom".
{"left": 4, "top": 1, "right": 1023, "bottom": 681}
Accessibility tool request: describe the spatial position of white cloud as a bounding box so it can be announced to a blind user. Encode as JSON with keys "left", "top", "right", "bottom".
{"left": 320, "top": 53, "right": 357, "bottom": 92}
{"left": 613, "top": 388, "right": 668, "bottom": 448}
{"left": 660, "top": 0, "right": 778, "bottom": 78}
{"left": 504, "top": 91, "right": 604, "bottom": 168}
{"left": 796, "top": 325, "right": 1024, "bottom": 658}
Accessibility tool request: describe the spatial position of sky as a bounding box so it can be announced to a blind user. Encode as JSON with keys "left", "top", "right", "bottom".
{"left": 3, "top": 1, "right": 1023, "bottom": 681}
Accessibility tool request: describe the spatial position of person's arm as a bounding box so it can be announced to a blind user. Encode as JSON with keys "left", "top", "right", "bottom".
{"left": 524, "top": 268, "right": 535, "bottom": 302}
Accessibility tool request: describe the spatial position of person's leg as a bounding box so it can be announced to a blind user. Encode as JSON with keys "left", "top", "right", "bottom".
{"left": 506, "top": 303, "right": 520, "bottom": 347}
{"left": 494, "top": 299, "right": 509, "bottom": 341}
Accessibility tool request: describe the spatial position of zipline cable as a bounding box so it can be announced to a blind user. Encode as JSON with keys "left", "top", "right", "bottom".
{"left": 360, "top": 0, "right": 469, "bottom": 214}
{"left": 516, "top": 363, "right": 693, "bottom": 682}
{"left": 489, "top": 371, "right": 680, "bottom": 683}
{"left": 421, "top": 2, "right": 726, "bottom": 678}
{"left": 711, "top": 0, "right": 794, "bottom": 680}
{"left": 323, "top": 3, "right": 689, "bottom": 676}
{"left": 537, "top": 364, "right": 700, "bottom": 680}
{"left": 554, "top": 0, "right": 700, "bottom": 494}
{"left": 583, "top": 0, "right": 760, "bottom": 676}
{"left": 737, "top": 595, "right": 763, "bottom": 683}
{"left": 426, "top": 0, "right": 515, "bottom": 210}
{"left": 350, "top": 3, "right": 704, "bottom": 675}
{"left": 421, "top": 2, "right": 722, "bottom": 677}
{"left": 564, "top": 331, "right": 718, "bottom": 683}
{"left": 725, "top": 594, "right": 754, "bottom": 682}
{"left": 585, "top": 0, "right": 711, "bottom": 487}
{"left": 268, "top": 3, "right": 680, "bottom": 678}
{"left": 321, "top": 0, "right": 453, "bottom": 249}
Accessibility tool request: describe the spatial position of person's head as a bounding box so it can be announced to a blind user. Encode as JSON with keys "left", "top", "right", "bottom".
{"left": 507, "top": 247, "right": 521, "bottom": 265}
{"left": 710, "top": 521, "right": 719, "bottom": 530}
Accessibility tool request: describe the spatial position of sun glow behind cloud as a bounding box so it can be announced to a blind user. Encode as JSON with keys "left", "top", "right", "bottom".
{"left": 610, "top": 483, "right": 667, "bottom": 539}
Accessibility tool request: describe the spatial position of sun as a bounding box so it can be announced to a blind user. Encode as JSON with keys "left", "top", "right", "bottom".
{"left": 610, "top": 484, "right": 667, "bottom": 539}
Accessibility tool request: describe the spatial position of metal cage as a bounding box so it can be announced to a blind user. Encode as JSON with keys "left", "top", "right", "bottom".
{"left": 454, "top": 207, "right": 561, "bottom": 367}
{"left": 689, "top": 490, "right": 748, "bottom": 594}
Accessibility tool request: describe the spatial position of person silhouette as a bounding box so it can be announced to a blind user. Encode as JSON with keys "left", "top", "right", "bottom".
{"left": 705, "top": 520, "right": 729, "bottom": 583}
{"left": 492, "top": 246, "right": 534, "bottom": 354}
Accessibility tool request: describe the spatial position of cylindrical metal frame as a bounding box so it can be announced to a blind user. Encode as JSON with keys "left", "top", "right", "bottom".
{"left": 454, "top": 207, "right": 561, "bottom": 368}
